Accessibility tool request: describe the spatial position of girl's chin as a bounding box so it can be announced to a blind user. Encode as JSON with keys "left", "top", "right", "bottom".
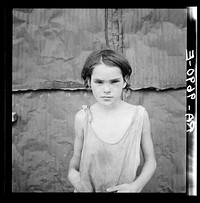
{"left": 94, "top": 96, "right": 122, "bottom": 108}
{"left": 97, "top": 100, "right": 119, "bottom": 108}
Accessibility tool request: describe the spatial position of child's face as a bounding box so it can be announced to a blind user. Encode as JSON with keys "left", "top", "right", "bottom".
{"left": 90, "top": 63, "right": 126, "bottom": 108}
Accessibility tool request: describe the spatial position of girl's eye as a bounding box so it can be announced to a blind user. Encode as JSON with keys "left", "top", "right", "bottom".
{"left": 95, "top": 80, "right": 103, "bottom": 84}
{"left": 111, "top": 80, "right": 120, "bottom": 84}
{"left": 94, "top": 79, "right": 120, "bottom": 84}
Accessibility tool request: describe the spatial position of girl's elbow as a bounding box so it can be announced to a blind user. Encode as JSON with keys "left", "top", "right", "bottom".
{"left": 153, "top": 158, "right": 157, "bottom": 172}
{"left": 148, "top": 157, "right": 157, "bottom": 172}
{"left": 68, "top": 167, "right": 73, "bottom": 180}
{"left": 68, "top": 167, "right": 76, "bottom": 184}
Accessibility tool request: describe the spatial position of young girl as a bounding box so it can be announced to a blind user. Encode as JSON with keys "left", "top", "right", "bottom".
{"left": 68, "top": 49, "right": 157, "bottom": 192}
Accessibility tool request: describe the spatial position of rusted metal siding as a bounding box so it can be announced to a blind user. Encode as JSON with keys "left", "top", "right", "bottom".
{"left": 122, "top": 9, "right": 187, "bottom": 90}
{"left": 12, "top": 9, "right": 106, "bottom": 91}
{"left": 12, "top": 90, "right": 96, "bottom": 192}
{"left": 12, "top": 8, "right": 186, "bottom": 91}
{"left": 105, "top": 9, "right": 123, "bottom": 52}
{"left": 12, "top": 89, "right": 186, "bottom": 192}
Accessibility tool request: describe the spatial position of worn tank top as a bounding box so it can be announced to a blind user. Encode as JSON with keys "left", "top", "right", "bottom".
{"left": 79, "top": 105, "right": 145, "bottom": 192}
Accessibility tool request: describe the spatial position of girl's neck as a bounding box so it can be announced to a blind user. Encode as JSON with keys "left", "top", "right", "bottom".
{"left": 94, "top": 99, "right": 124, "bottom": 114}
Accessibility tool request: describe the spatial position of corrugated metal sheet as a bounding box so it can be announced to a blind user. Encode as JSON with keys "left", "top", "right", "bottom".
{"left": 12, "top": 89, "right": 186, "bottom": 192}
{"left": 12, "top": 9, "right": 106, "bottom": 91}
{"left": 12, "top": 8, "right": 186, "bottom": 91}
{"left": 123, "top": 9, "right": 187, "bottom": 90}
{"left": 12, "top": 90, "right": 96, "bottom": 192}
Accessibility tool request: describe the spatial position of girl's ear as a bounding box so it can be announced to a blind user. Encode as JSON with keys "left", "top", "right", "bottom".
{"left": 123, "top": 75, "right": 130, "bottom": 89}
{"left": 123, "top": 81, "right": 127, "bottom": 88}
{"left": 86, "top": 78, "right": 91, "bottom": 89}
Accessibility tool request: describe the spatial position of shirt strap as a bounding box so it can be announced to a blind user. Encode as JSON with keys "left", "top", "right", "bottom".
{"left": 82, "top": 105, "right": 92, "bottom": 122}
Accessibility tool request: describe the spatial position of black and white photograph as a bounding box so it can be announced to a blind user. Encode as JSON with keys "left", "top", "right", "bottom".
{"left": 7, "top": 8, "right": 197, "bottom": 195}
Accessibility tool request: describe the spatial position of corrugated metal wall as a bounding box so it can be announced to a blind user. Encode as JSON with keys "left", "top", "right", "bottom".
{"left": 12, "top": 8, "right": 187, "bottom": 192}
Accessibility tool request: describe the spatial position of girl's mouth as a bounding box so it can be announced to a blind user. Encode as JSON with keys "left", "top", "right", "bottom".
{"left": 101, "top": 96, "right": 113, "bottom": 101}
{"left": 101, "top": 96, "right": 113, "bottom": 99}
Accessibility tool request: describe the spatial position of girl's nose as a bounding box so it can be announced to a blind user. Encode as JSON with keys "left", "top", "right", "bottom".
{"left": 103, "top": 83, "right": 111, "bottom": 93}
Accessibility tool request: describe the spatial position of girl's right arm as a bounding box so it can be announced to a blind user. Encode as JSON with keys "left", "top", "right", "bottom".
{"left": 68, "top": 110, "right": 85, "bottom": 192}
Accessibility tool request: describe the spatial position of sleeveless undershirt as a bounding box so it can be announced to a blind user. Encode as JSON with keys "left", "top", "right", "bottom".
{"left": 78, "top": 105, "right": 145, "bottom": 192}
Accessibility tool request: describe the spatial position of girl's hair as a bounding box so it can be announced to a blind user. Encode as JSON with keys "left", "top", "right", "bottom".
{"left": 81, "top": 49, "right": 132, "bottom": 89}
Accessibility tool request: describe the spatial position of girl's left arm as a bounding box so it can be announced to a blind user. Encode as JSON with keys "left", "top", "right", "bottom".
{"left": 107, "top": 109, "right": 157, "bottom": 193}
{"left": 129, "top": 109, "right": 157, "bottom": 192}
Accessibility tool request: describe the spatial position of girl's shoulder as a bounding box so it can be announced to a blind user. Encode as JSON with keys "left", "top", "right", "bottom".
{"left": 75, "top": 105, "right": 88, "bottom": 123}
{"left": 122, "top": 102, "right": 145, "bottom": 111}
{"left": 122, "top": 103, "right": 147, "bottom": 118}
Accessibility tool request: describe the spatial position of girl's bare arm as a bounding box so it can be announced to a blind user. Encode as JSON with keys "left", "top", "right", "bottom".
{"left": 131, "top": 109, "right": 157, "bottom": 192}
{"left": 68, "top": 110, "right": 85, "bottom": 191}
